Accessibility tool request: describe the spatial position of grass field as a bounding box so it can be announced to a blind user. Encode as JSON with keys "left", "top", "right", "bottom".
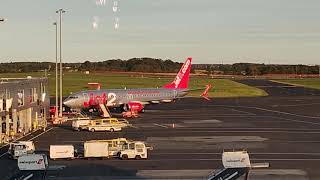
{"left": 274, "top": 79, "right": 320, "bottom": 90}
{"left": 0, "top": 72, "right": 267, "bottom": 97}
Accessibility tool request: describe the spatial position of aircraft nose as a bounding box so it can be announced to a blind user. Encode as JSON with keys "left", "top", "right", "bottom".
{"left": 63, "top": 98, "right": 73, "bottom": 107}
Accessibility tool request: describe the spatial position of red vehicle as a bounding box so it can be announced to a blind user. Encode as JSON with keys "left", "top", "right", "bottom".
{"left": 50, "top": 106, "right": 57, "bottom": 117}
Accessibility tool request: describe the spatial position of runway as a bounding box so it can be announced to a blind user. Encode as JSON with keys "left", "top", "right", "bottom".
{"left": 0, "top": 79, "right": 320, "bottom": 179}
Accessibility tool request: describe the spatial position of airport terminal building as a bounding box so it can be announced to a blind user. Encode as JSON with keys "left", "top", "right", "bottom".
{"left": 0, "top": 77, "right": 49, "bottom": 144}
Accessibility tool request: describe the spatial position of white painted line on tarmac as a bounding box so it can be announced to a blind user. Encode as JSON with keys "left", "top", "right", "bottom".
{"left": 276, "top": 103, "right": 320, "bottom": 107}
{"left": 100, "top": 158, "right": 320, "bottom": 162}
{"left": 154, "top": 152, "right": 320, "bottom": 155}
{"left": 0, "top": 152, "right": 8, "bottom": 158}
{"left": 254, "top": 106, "right": 320, "bottom": 120}
{"left": 21, "top": 173, "right": 33, "bottom": 180}
{"left": 153, "top": 123, "right": 169, "bottom": 128}
{"left": 176, "top": 127, "right": 320, "bottom": 130}
{"left": 28, "top": 127, "right": 54, "bottom": 141}
{"left": 274, "top": 116, "right": 320, "bottom": 126}
{"left": 212, "top": 104, "right": 320, "bottom": 120}
{"left": 0, "top": 127, "right": 54, "bottom": 158}
{"left": 231, "top": 108, "right": 256, "bottom": 115}
{"left": 160, "top": 130, "right": 320, "bottom": 133}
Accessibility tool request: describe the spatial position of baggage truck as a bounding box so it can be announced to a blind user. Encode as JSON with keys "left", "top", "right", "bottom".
{"left": 84, "top": 141, "right": 109, "bottom": 158}
{"left": 18, "top": 141, "right": 35, "bottom": 153}
{"left": 50, "top": 145, "right": 74, "bottom": 160}
{"left": 119, "top": 141, "right": 148, "bottom": 160}
{"left": 8, "top": 141, "right": 35, "bottom": 159}
{"left": 18, "top": 154, "right": 48, "bottom": 171}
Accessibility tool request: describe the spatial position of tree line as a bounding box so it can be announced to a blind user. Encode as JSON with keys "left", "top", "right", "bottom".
{"left": 0, "top": 58, "right": 318, "bottom": 75}
{"left": 0, "top": 58, "right": 182, "bottom": 73}
{"left": 194, "top": 63, "right": 320, "bottom": 76}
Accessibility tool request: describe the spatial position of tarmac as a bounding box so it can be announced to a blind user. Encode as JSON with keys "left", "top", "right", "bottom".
{"left": 0, "top": 79, "right": 320, "bottom": 179}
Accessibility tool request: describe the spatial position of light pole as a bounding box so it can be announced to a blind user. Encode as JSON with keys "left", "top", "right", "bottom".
{"left": 53, "top": 22, "right": 59, "bottom": 119}
{"left": 56, "top": 9, "right": 66, "bottom": 117}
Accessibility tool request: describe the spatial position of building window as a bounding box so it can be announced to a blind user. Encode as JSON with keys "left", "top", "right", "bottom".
{"left": 17, "top": 89, "right": 24, "bottom": 106}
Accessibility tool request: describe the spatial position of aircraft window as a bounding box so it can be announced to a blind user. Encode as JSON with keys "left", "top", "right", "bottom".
{"left": 69, "top": 96, "right": 78, "bottom": 99}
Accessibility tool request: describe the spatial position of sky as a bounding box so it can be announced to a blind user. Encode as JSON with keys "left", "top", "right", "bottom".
{"left": 0, "top": 0, "right": 320, "bottom": 64}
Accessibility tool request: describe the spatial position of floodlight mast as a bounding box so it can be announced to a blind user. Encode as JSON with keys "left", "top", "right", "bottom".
{"left": 56, "top": 9, "right": 66, "bottom": 117}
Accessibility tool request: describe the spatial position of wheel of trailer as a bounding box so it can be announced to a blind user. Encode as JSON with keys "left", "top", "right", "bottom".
{"left": 135, "top": 155, "right": 141, "bottom": 160}
{"left": 91, "top": 128, "right": 95, "bottom": 132}
{"left": 121, "top": 154, "right": 128, "bottom": 160}
{"left": 110, "top": 128, "right": 114, "bottom": 132}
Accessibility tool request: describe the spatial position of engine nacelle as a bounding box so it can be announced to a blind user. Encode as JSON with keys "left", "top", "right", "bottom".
{"left": 123, "top": 102, "right": 144, "bottom": 112}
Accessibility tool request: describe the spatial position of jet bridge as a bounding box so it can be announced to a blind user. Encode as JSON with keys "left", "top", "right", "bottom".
{"left": 208, "top": 151, "right": 269, "bottom": 180}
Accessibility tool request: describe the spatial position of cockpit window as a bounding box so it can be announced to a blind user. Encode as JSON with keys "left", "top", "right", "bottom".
{"left": 69, "top": 96, "right": 78, "bottom": 99}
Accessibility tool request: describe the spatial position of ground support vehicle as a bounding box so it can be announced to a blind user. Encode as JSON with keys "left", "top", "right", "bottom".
{"left": 89, "top": 138, "right": 130, "bottom": 157}
{"left": 84, "top": 123, "right": 122, "bottom": 132}
{"left": 18, "top": 154, "right": 48, "bottom": 171}
{"left": 8, "top": 141, "right": 35, "bottom": 159}
{"left": 71, "top": 118, "right": 91, "bottom": 131}
{"left": 84, "top": 140, "right": 110, "bottom": 158}
{"left": 49, "top": 145, "right": 75, "bottom": 160}
{"left": 118, "top": 141, "right": 149, "bottom": 160}
{"left": 207, "top": 151, "right": 269, "bottom": 180}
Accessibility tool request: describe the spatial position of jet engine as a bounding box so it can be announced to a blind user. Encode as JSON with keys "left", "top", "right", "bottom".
{"left": 122, "top": 102, "right": 144, "bottom": 112}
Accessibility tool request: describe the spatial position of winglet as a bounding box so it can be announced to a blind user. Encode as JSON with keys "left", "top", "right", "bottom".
{"left": 200, "top": 84, "right": 212, "bottom": 101}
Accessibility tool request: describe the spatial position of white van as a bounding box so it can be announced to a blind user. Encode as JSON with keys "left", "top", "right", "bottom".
{"left": 50, "top": 145, "right": 74, "bottom": 159}
{"left": 18, "top": 154, "right": 48, "bottom": 171}
{"left": 85, "top": 122, "right": 122, "bottom": 132}
{"left": 72, "top": 119, "right": 91, "bottom": 131}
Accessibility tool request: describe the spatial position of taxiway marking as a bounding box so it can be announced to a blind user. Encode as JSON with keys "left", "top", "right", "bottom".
{"left": 230, "top": 108, "right": 256, "bottom": 115}
{"left": 153, "top": 123, "right": 169, "bottom": 128}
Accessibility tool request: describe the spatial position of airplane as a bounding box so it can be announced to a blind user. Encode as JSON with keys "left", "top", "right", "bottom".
{"left": 63, "top": 57, "right": 211, "bottom": 115}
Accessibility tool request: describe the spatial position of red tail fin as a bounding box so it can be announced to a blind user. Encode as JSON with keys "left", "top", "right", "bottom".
{"left": 163, "top": 57, "right": 192, "bottom": 89}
